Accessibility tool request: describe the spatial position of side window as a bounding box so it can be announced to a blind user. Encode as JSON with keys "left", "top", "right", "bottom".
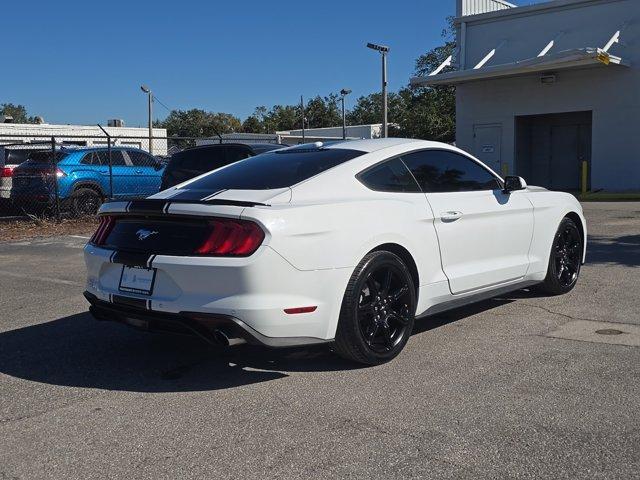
{"left": 226, "top": 147, "right": 252, "bottom": 164}
{"left": 81, "top": 152, "right": 100, "bottom": 165}
{"left": 128, "top": 150, "right": 156, "bottom": 167}
{"left": 402, "top": 150, "right": 502, "bottom": 193}
{"left": 96, "top": 150, "right": 126, "bottom": 166}
{"left": 358, "top": 157, "right": 421, "bottom": 193}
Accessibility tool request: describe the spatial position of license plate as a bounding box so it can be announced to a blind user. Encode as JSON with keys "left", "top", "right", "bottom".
{"left": 118, "top": 265, "right": 156, "bottom": 295}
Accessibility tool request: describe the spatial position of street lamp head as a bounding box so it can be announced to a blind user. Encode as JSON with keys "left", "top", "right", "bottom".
{"left": 140, "top": 85, "right": 151, "bottom": 93}
{"left": 340, "top": 88, "right": 352, "bottom": 96}
{"left": 366, "top": 42, "right": 389, "bottom": 53}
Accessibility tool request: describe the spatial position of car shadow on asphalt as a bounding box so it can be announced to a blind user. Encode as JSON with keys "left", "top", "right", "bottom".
{"left": 586, "top": 234, "right": 640, "bottom": 267}
{"left": 0, "top": 298, "right": 514, "bottom": 393}
{"left": 0, "top": 312, "right": 351, "bottom": 393}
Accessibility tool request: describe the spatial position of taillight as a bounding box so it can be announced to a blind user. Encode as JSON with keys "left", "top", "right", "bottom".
{"left": 1, "top": 166, "right": 14, "bottom": 178}
{"left": 90, "top": 216, "right": 115, "bottom": 246}
{"left": 195, "top": 218, "right": 265, "bottom": 256}
{"left": 55, "top": 168, "right": 67, "bottom": 178}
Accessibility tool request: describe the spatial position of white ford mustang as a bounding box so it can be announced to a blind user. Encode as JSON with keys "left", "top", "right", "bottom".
{"left": 84, "top": 138, "right": 586, "bottom": 365}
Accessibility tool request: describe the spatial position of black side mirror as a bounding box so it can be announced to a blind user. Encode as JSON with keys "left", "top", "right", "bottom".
{"left": 503, "top": 176, "right": 527, "bottom": 193}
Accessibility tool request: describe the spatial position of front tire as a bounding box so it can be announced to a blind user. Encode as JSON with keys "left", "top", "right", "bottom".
{"left": 537, "top": 217, "right": 583, "bottom": 295}
{"left": 334, "top": 251, "right": 416, "bottom": 365}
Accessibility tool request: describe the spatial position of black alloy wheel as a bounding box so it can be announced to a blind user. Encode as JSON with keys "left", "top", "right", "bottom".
{"left": 537, "top": 216, "right": 583, "bottom": 295}
{"left": 554, "top": 222, "right": 582, "bottom": 288}
{"left": 334, "top": 251, "right": 416, "bottom": 365}
{"left": 357, "top": 265, "right": 412, "bottom": 353}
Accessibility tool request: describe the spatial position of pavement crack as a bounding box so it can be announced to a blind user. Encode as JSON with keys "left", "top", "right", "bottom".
{"left": 519, "top": 302, "right": 599, "bottom": 323}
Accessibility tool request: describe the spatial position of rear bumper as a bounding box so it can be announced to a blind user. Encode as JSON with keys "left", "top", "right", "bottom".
{"left": 84, "top": 291, "right": 329, "bottom": 347}
{"left": 84, "top": 243, "right": 353, "bottom": 344}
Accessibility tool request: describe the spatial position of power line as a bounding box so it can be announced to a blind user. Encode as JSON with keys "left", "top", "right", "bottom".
{"left": 153, "top": 95, "right": 173, "bottom": 113}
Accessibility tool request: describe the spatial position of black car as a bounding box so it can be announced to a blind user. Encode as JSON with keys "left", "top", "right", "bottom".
{"left": 160, "top": 143, "right": 284, "bottom": 190}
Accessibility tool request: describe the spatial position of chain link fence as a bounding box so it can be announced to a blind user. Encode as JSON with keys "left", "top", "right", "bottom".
{"left": 0, "top": 133, "right": 281, "bottom": 221}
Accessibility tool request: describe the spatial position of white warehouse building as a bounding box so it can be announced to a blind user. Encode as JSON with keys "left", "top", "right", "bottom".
{"left": 0, "top": 122, "right": 168, "bottom": 156}
{"left": 414, "top": 0, "right": 640, "bottom": 192}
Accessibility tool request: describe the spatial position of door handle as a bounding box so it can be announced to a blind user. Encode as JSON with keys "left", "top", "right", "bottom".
{"left": 441, "top": 211, "right": 463, "bottom": 222}
{"left": 135, "top": 169, "right": 143, "bottom": 174}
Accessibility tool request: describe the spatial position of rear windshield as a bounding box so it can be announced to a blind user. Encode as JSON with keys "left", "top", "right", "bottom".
{"left": 251, "top": 144, "right": 284, "bottom": 154}
{"left": 180, "top": 148, "right": 365, "bottom": 191}
{"left": 23, "top": 150, "right": 67, "bottom": 164}
{"left": 168, "top": 146, "right": 227, "bottom": 172}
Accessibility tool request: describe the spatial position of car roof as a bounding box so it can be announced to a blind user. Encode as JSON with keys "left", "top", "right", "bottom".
{"left": 54, "top": 146, "right": 140, "bottom": 153}
{"left": 324, "top": 138, "right": 450, "bottom": 153}
{"left": 178, "top": 142, "right": 282, "bottom": 152}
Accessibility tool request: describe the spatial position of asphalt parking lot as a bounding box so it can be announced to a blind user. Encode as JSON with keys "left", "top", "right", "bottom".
{"left": 1, "top": 203, "right": 639, "bottom": 479}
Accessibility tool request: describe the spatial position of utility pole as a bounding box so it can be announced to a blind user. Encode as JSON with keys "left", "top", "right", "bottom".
{"left": 367, "top": 43, "right": 390, "bottom": 138}
{"left": 340, "top": 88, "right": 352, "bottom": 140}
{"left": 300, "top": 95, "right": 305, "bottom": 143}
{"left": 141, "top": 85, "right": 154, "bottom": 155}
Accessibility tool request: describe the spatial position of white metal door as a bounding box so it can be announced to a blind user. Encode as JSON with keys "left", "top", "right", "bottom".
{"left": 473, "top": 124, "right": 502, "bottom": 173}
{"left": 426, "top": 190, "right": 534, "bottom": 294}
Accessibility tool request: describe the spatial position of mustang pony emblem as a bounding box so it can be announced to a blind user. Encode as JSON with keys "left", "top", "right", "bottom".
{"left": 136, "top": 229, "right": 159, "bottom": 241}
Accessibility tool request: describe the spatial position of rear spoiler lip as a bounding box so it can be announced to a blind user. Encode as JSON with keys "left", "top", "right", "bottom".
{"left": 99, "top": 198, "right": 270, "bottom": 215}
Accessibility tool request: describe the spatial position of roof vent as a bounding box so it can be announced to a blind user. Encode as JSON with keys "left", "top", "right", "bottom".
{"left": 108, "top": 119, "right": 125, "bottom": 128}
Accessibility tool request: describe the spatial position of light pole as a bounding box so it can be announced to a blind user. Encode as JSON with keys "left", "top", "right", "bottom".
{"left": 140, "top": 85, "right": 153, "bottom": 155}
{"left": 339, "top": 88, "right": 352, "bottom": 140}
{"left": 366, "top": 42, "right": 389, "bottom": 138}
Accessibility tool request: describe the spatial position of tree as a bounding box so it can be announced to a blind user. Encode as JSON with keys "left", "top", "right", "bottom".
{"left": 242, "top": 114, "right": 265, "bottom": 134}
{"left": 344, "top": 17, "right": 456, "bottom": 142}
{"left": 346, "top": 92, "right": 407, "bottom": 136}
{"left": 156, "top": 109, "right": 242, "bottom": 138}
{"left": 0, "top": 103, "right": 38, "bottom": 123}
{"left": 242, "top": 95, "right": 342, "bottom": 134}
{"left": 304, "top": 95, "right": 341, "bottom": 129}
{"left": 399, "top": 16, "right": 456, "bottom": 142}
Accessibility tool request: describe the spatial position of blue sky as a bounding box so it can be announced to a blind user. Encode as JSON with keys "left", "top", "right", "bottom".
{"left": 0, "top": 1, "right": 458, "bottom": 126}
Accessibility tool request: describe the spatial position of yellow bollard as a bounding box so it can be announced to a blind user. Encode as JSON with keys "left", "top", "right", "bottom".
{"left": 581, "top": 161, "right": 588, "bottom": 195}
{"left": 501, "top": 163, "right": 509, "bottom": 178}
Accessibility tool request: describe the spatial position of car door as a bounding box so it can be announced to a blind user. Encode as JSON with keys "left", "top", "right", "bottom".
{"left": 401, "top": 149, "right": 534, "bottom": 294}
{"left": 125, "top": 149, "right": 162, "bottom": 196}
{"left": 96, "top": 150, "right": 130, "bottom": 199}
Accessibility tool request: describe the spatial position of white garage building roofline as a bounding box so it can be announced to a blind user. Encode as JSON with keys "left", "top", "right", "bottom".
{"left": 412, "top": 47, "right": 628, "bottom": 86}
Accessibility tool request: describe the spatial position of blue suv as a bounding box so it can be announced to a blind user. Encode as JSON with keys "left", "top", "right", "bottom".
{"left": 11, "top": 147, "right": 165, "bottom": 215}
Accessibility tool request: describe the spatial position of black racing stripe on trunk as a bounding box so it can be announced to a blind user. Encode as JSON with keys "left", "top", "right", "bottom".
{"left": 127, "top": 199, "right": 169, "bottom": 213}
{"left": 112, "top": 294, "right": 148, "bottom": 310}
{"left": 112, "top": 251, "right": 151, "bottom": 268}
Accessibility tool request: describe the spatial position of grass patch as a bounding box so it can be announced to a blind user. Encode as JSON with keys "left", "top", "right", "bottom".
{"left": 0, "top": 215, "right": 98, "bottom": 242}
{"left": 578, "top": 192, "right": 640, "bottom": 202}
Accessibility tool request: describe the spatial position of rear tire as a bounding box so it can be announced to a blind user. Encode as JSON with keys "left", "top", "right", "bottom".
{"left": 71, "top": 187, "right": 103, "bottom": 216}
{"left": 334, "top": 251, "right": 416, "bottom": 365}
{"left": 536, "top": 217, "right": 583, "bottom": 296}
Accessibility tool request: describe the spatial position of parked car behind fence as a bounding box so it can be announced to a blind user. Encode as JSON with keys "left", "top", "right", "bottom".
{"left": 160, "top": 143, "right": 285, "bottom": 190}
{"left": 10, "top": 146, "right": 164, "bottom": 216}
{"left": 0, "top": 134, "right": 282, "bottom": 218}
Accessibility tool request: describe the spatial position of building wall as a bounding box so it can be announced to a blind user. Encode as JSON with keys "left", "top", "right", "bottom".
{"left": 0, "top": 124, "right": 168, "bottom": 155}
{"left": 456, "top": 0, "right": 640, "bottom": 191}
{"left": 278, "top": 125, "right": 382, "bottom": 140}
